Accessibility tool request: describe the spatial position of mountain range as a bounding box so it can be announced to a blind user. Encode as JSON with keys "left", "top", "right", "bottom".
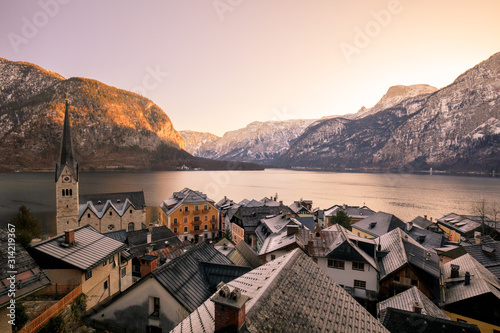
{"left": 2, "top": 52, "right": 499, "bottom": 174}
{"left": 0, "top": 58, "right": 261, "bottom": 171}
{"left": 182, "top": 53, "right": 500, "bottom": 173}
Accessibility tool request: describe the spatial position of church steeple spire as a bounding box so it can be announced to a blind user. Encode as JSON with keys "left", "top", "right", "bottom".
{"left": 55, "top": 93, "right": 80, "bottom": 234}
{"left": 56, "top": 94, "right": 78, "bottom": 181}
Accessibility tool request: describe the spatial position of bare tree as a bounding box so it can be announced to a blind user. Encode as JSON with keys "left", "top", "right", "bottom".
{"left": 490, "top": 202, "right": 500, "bottom": 239}
{"left": 473, "top": 199, "right": 488, "bottom": 236}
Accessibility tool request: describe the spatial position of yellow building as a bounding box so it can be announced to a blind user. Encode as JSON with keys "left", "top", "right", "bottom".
{"left": 160, "top": 188, "right": 219, "bottom": 242}
{"left": 28, "top": 226, "right": 132, "bottom": 310}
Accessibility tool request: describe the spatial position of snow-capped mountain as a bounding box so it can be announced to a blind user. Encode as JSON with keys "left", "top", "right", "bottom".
{"left": 346, "top": 84, "right": 438, "bottom": 120}
{"left": 279, "top": 52, "right": 500, "bottom": 172}
{"left": 182, "top": 119, "right": 316, "bottom": 164}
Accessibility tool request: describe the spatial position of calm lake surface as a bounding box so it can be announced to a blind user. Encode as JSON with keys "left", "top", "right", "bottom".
{"left": 1, "top": 169, "right": 500, "bottom": 235}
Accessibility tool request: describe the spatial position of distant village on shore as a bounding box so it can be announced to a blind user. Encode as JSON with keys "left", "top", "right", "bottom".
{"left": 2, "top": 100, "right": 500, "bottom": 333}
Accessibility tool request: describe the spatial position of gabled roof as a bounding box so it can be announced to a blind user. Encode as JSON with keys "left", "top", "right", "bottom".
{"left": 171, "top": 249, "right": 389, "bottom": 333}
{"left": 29, "top": 225, "right": 126, "bottom": 271}
{"left": 214, "top": 238, "right": 235, "bottom": 257}
{"left": 227, "top": 241, "right": 261, "bottom": 268}
{"left": 232, "top": 205, "right": 292, "bottom": 232}
{"left": 160, "top": 188, "right": 216, "bottom": 215}
{"left": 126, "top": 226, "right": 181, "bottom": 259}
{"left": 463, "top": 239, "right": 500, "bottom": 278}
{"left": 378, "top": 286, "right": 449, "bottom": 320}
{"left": 380, "top": 308, "right": 480, "bottom": 333}
{"left": 199, "top": 262, "right": 251, "bottom": 289}
{"left": 0, "top": 230, "right": 51, "bottom": 307}
{"left": 152, "top": 242, "right": 236, "bottom": 312}
{"left": 411, "top": 216, "right": 435, "bottom": 230}
{"left": 78, "top": 191, "right": 145, "bottom": 220}
{"left": 295, "top": 216, "right": 315, "bottom": 230}
{"left": 405, "top": 224, "right": 447, "bottom": 251}
{"left": 103, "top": 229, "right": 128, "bottom": 243}
{"left": 258, "top": 230, "right": 297, "bottom": 256}
{"left": 436, "top": 213, "right": 497, "bottom": 235}
{"left": 378, "top": 228, "right": 440, "bottom": 284}
{"left": 352, "top": 211, "right": 407, "bottom": 237}
{"left": 324, "top": 204, "right": 375, "bottom": 219}
{"left": 441, "top": 253, "right": 500, "bottom": 305}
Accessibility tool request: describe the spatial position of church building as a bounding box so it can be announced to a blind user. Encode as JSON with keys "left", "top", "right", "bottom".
{"left": 55, "top": 96, "right": 146, "bottom": 235}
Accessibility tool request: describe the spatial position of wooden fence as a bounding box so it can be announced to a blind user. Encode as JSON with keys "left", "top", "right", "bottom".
{"left": 19, "top": 284, "right": 82, "bottom": 333}
{"left": 34, "top": 283, "right": 79, "bottom": 296}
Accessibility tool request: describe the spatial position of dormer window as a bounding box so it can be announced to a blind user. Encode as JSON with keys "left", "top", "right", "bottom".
{"left": 109, "top": 211, "right": 112, "bottom": 216}
{"left": 117, "top": 199, "right": 121, "bottom": 203}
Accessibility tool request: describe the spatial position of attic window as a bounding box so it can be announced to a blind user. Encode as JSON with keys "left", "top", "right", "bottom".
{"left": 97, "top": 201, "right": 102, "bottom": 204}
{"left": 369, "top": 222, "right": 377, "bottom": 229}
{"left": 117, "top": 199, "right": 121, "bottom": 203}
{"left": 417, "top": 235, "right": 426, "bottom": 243}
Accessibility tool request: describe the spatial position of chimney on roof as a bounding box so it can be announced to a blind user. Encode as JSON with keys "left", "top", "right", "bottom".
{"left": 407, "top": 221, "right": 413, "bottom": 231}
{"left": 412, "top": 301, "right": 423, "bottom": 314}
{"left": 139, "top": 255, "right": 158, "bottom": 277}
{"left": 450, "top": 264, "right": 460, "bottom": 278}
{"left": 64, "top": 230, "right": 75, "bottom": 245}
{"left": 424, "top": 215, "right": 427, "bottom": 220}
{"left": 212, "top": 283, "right": 249, "bottom": 333}
{"left": 307, "top": 240, "right": 315, "bottom": 256}
{"left": 474, "top": 231, "right": 481, "bottom": 245}
{"left": 147, "top": 231, "right": 152, "bottom": 244}
{"left": 464, "top": 271, "right": 471, "bottom": 286}
{"left": 287, "top": 224, "right": 299, "bottom": 236}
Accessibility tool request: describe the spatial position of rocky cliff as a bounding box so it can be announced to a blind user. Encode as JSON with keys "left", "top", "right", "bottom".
{"left": 0, "top": 57, "right": 185, "bottom": 171}
{"left": 181, "top": 119, "right": 316, "bottom": 164}
{"left": 279, "top": 53, "right": 500, "bottom": 173}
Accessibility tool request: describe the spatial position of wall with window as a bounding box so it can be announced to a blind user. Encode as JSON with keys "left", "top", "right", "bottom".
{"left": 350, "top": 227, "right": 376, "bottom": 239}
{"left": 317, "top": 258, "right": 378, "bottom": 292}
{"left": 161, "top": 202, "right": 219, "bottom": 240}
{"left": 231, "top": 222, "right": 245, "bottom": 244}
{"left": 90, "top": 277, "right": 190, "bottom": 332}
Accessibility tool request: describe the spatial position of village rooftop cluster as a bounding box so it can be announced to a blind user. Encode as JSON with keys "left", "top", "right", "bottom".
{"left": 2, "top": 100, "right": 500, "bottom": 332}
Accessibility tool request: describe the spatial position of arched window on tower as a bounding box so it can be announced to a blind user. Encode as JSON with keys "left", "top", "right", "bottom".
{"left": 69, "top": 189, "right": 72, "bottom": 196}
{"left": 62, "top": 189, "right": 65, "bottom": 196}
{"left": 65, "top": 189, "right": 69, "bottom": 196}
{"left": 128, "top": 222, "right": 135, "bottom": 232}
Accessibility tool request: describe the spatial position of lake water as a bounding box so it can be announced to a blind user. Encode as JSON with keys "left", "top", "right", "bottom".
{"left": 1, "top": 169, "right": 500, "bottom": 236}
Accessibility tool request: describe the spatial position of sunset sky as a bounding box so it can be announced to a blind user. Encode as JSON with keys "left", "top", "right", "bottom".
{"left": 1, "top": 0, "right": 500, "bottom": 136}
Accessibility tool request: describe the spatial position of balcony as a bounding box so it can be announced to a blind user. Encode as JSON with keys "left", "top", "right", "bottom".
{"left": 202, "top": 208, "right": 210, "bottom": 213}
{"left": 182, "top": 210, "right": 190, "bottom": 216}
{"left": 191, "top": 219, "right": 202, "bottom": 225}
{"left": 192, "top": 209, "right": 201, "bottom": 215}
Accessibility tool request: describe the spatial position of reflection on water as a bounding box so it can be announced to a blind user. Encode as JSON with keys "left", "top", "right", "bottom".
{"left": 1, "top": 169, "right": 500, "bottom": 236}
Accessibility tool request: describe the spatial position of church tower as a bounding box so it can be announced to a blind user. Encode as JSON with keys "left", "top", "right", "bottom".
{"left": 55, "top": 95, "right": 79, "bottom": 234}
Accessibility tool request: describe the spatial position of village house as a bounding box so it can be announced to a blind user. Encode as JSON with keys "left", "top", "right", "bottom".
{"left": 230, "top": 201, "right": 292, "bottom": 249}
{"left": 352, "top": 211, "right": 407, "bottom": 239}
{"left": 0, "top": 230, "right": 51, "bottom": 333}
{"left": 28, "top": 226, "right": 132, "bottom": 310}
{"left": 159, "top": 188, "right": 219, "bottom": 243}
{"left": 258, "top": 224, "right": 302, "bottom": 262}
{"left": 255, "top": 213, "right": 305, "bottom": 252}
{"left": 404, "top": 220, "right": 449, "bottom": 251}
{"left": 377, "top": 228, "right": 440, "bottom": 300}
{"left": 436, "top": 213, "right": 498, "bottom": 243}
{"left": 90, "top": 243, "right": 250, "bottom": 333}
{"left": 440, "top": 253, "right": 500, "bottom": 332}
{"left": 377, "top": 286, "right": 480, "bottom": 332}
{"left": 300, "top": 224, "right": 380, "bottom": 304}
{"left": 227, "top": 240, "right": 261, "bottom": 269}
{"left": 462, "top": 235, "right": 500, "bottom": 279}
{"left": 171, "top": 249, "right": 390, "bottom": 333}
{"left": 288, "top": 199, "right": 314, "bottom": 216}
{"left": 55, "top": 97, "right": 146, "bottom": 235}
